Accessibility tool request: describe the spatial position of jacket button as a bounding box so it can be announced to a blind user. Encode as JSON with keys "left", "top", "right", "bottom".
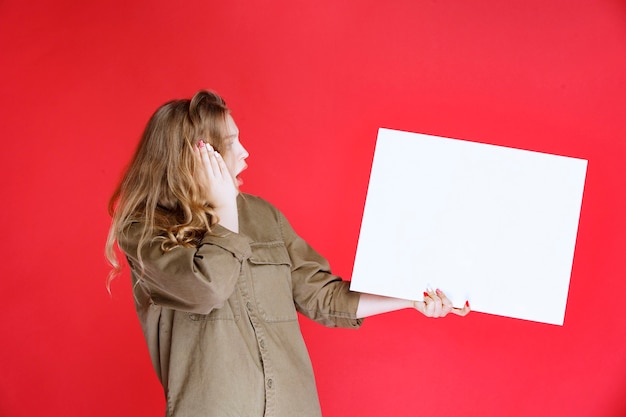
{"left": 246, "top": 302, "right": 252, "bottom": 310}
{"left": 267, "top": 378, "right": 273, "bottom": 389}
{"left": 259, "top": 340, "right": 265, "bottom": 349}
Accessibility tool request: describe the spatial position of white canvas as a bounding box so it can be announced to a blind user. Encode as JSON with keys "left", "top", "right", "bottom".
{"left": 350, "top": 128, "right": 587, "bottom": 325}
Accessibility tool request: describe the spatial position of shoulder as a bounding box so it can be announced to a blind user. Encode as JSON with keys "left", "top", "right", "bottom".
{"left": 239, "top": 193, "right": 282, "bottom": 215}
{"left": 238, "top": 193, "right": 292, "bottom": 239}
{"left": 116, "top": 221, "right": 143, "bottom": 254}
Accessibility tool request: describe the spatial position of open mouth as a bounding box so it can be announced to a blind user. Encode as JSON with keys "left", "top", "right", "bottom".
{"left": 236, "top": 164, "right": 248, "bottom": 186}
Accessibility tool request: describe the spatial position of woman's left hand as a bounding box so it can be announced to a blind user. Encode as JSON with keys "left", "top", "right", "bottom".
{"left": 414, "top": 289, "right": 470, "bottom": 318}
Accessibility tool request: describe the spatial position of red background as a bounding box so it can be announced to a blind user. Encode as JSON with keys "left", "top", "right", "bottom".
{"left": 1, "top": 1, "right": 625, "bottom": 416}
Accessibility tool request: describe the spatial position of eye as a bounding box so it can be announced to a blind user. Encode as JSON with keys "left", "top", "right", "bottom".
{"left": 223, "top": 137, "right": 238, "bottom": 151}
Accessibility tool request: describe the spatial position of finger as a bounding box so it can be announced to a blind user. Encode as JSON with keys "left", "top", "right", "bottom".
{"left": 205, "top": 144, "right": 223, "bottom": 178}
{"left": 423, "top": 301, "right": 433, "bottom": 317}
{"left": 196, "top": 141, "right": 214, "bottom": 180}
{"left": 433, "top": 301, "right": 443, "bottom": 318}
{"left": 420, "top": 291, "right": 433, "bottom": 317}
{"left": 197, "top": 140, "right": 211, "bottom": 167}
{"left": 427, "top": 289, "right": 442, "bottom": 317}
{"left": 427, "top": 288, "right": 441, "bottom": 304}
{"left": 436, "top": 289, "right": 454, "bottom": 317}
{"left": 198, "top": 141, "right": 223, "bottom": 179}
{"left": 436, "top": 289, "right": 452, "bottom": 307}
{"left": 423, "top": 296, "right": 436, "bottom": 317}
{"left": 450, "top": 301, "right": 471, "bottom": 317}
{"left": 213, "top": 151, "right": 232, "bottom": 179}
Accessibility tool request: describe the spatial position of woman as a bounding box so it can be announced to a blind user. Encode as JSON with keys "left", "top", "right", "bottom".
{"left": 106, "top": 90, "right": 469, "bottom": 417}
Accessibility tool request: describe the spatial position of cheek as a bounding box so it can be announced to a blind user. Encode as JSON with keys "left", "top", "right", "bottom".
{"left": 223, "top": 156, "right": 237, "bottom": 175}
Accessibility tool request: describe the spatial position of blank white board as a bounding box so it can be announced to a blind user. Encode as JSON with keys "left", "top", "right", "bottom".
{"left": 350, "top": 128, "right": 587, "bottom": 325}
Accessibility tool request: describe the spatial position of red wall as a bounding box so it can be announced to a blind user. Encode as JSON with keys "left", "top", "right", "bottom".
{"left": 1, "top": 1, "right": 625, "bottom": 416}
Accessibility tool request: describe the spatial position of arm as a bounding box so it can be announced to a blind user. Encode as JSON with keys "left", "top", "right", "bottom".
{"left": 276, "top": 210, "right": 362, "bottom": 328}
{"left": 116, "top": 141, "right": 244, "bottom": 315}
{"left": 356, "top": 289, "right": 471, "bottom": 319}
{"left": 120, "top": 222, "right": 251, "bottom": 315}
{"left": 355, "top": 294, "right": 413, "bottom": 318}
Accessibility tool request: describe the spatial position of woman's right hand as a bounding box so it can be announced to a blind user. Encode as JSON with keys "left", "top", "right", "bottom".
{"left": 195, "top": 140, "right": 239, "bottom": 232}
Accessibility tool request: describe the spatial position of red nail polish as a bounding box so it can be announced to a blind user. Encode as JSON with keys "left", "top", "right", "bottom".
{"left": 423, "top": 292, "right": 429, "bottom": 298}
{"left": 465, "top": 300, "right": 470, "bottom": 308}
{"left": 436, "top": 288, "right": 442, "bottom": 294}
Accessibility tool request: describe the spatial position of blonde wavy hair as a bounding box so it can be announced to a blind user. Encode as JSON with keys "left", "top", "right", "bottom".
{"left": 105, "top": 90, "right": 231, "bottom": 287}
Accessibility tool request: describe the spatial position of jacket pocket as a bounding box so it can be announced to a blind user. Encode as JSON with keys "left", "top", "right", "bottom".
{"left": 249, "top": 241, "right": 297, "bottom": 322}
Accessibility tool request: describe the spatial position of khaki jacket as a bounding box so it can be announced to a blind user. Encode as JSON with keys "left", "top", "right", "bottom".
{"left": 119, "top": 194, "right": 362, "bottom": 416}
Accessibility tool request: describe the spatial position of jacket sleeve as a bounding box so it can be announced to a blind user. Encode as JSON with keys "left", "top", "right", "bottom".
{"left": 277, "top": 211, "right": 363, "bottom": 329}
{"left": 119, "top": 223, "right": 252, "bottom": 315}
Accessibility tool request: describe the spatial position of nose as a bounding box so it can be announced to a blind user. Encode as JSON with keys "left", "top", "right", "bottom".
{"left": 240, "top": 143, "right": 250, "bottom": 160}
